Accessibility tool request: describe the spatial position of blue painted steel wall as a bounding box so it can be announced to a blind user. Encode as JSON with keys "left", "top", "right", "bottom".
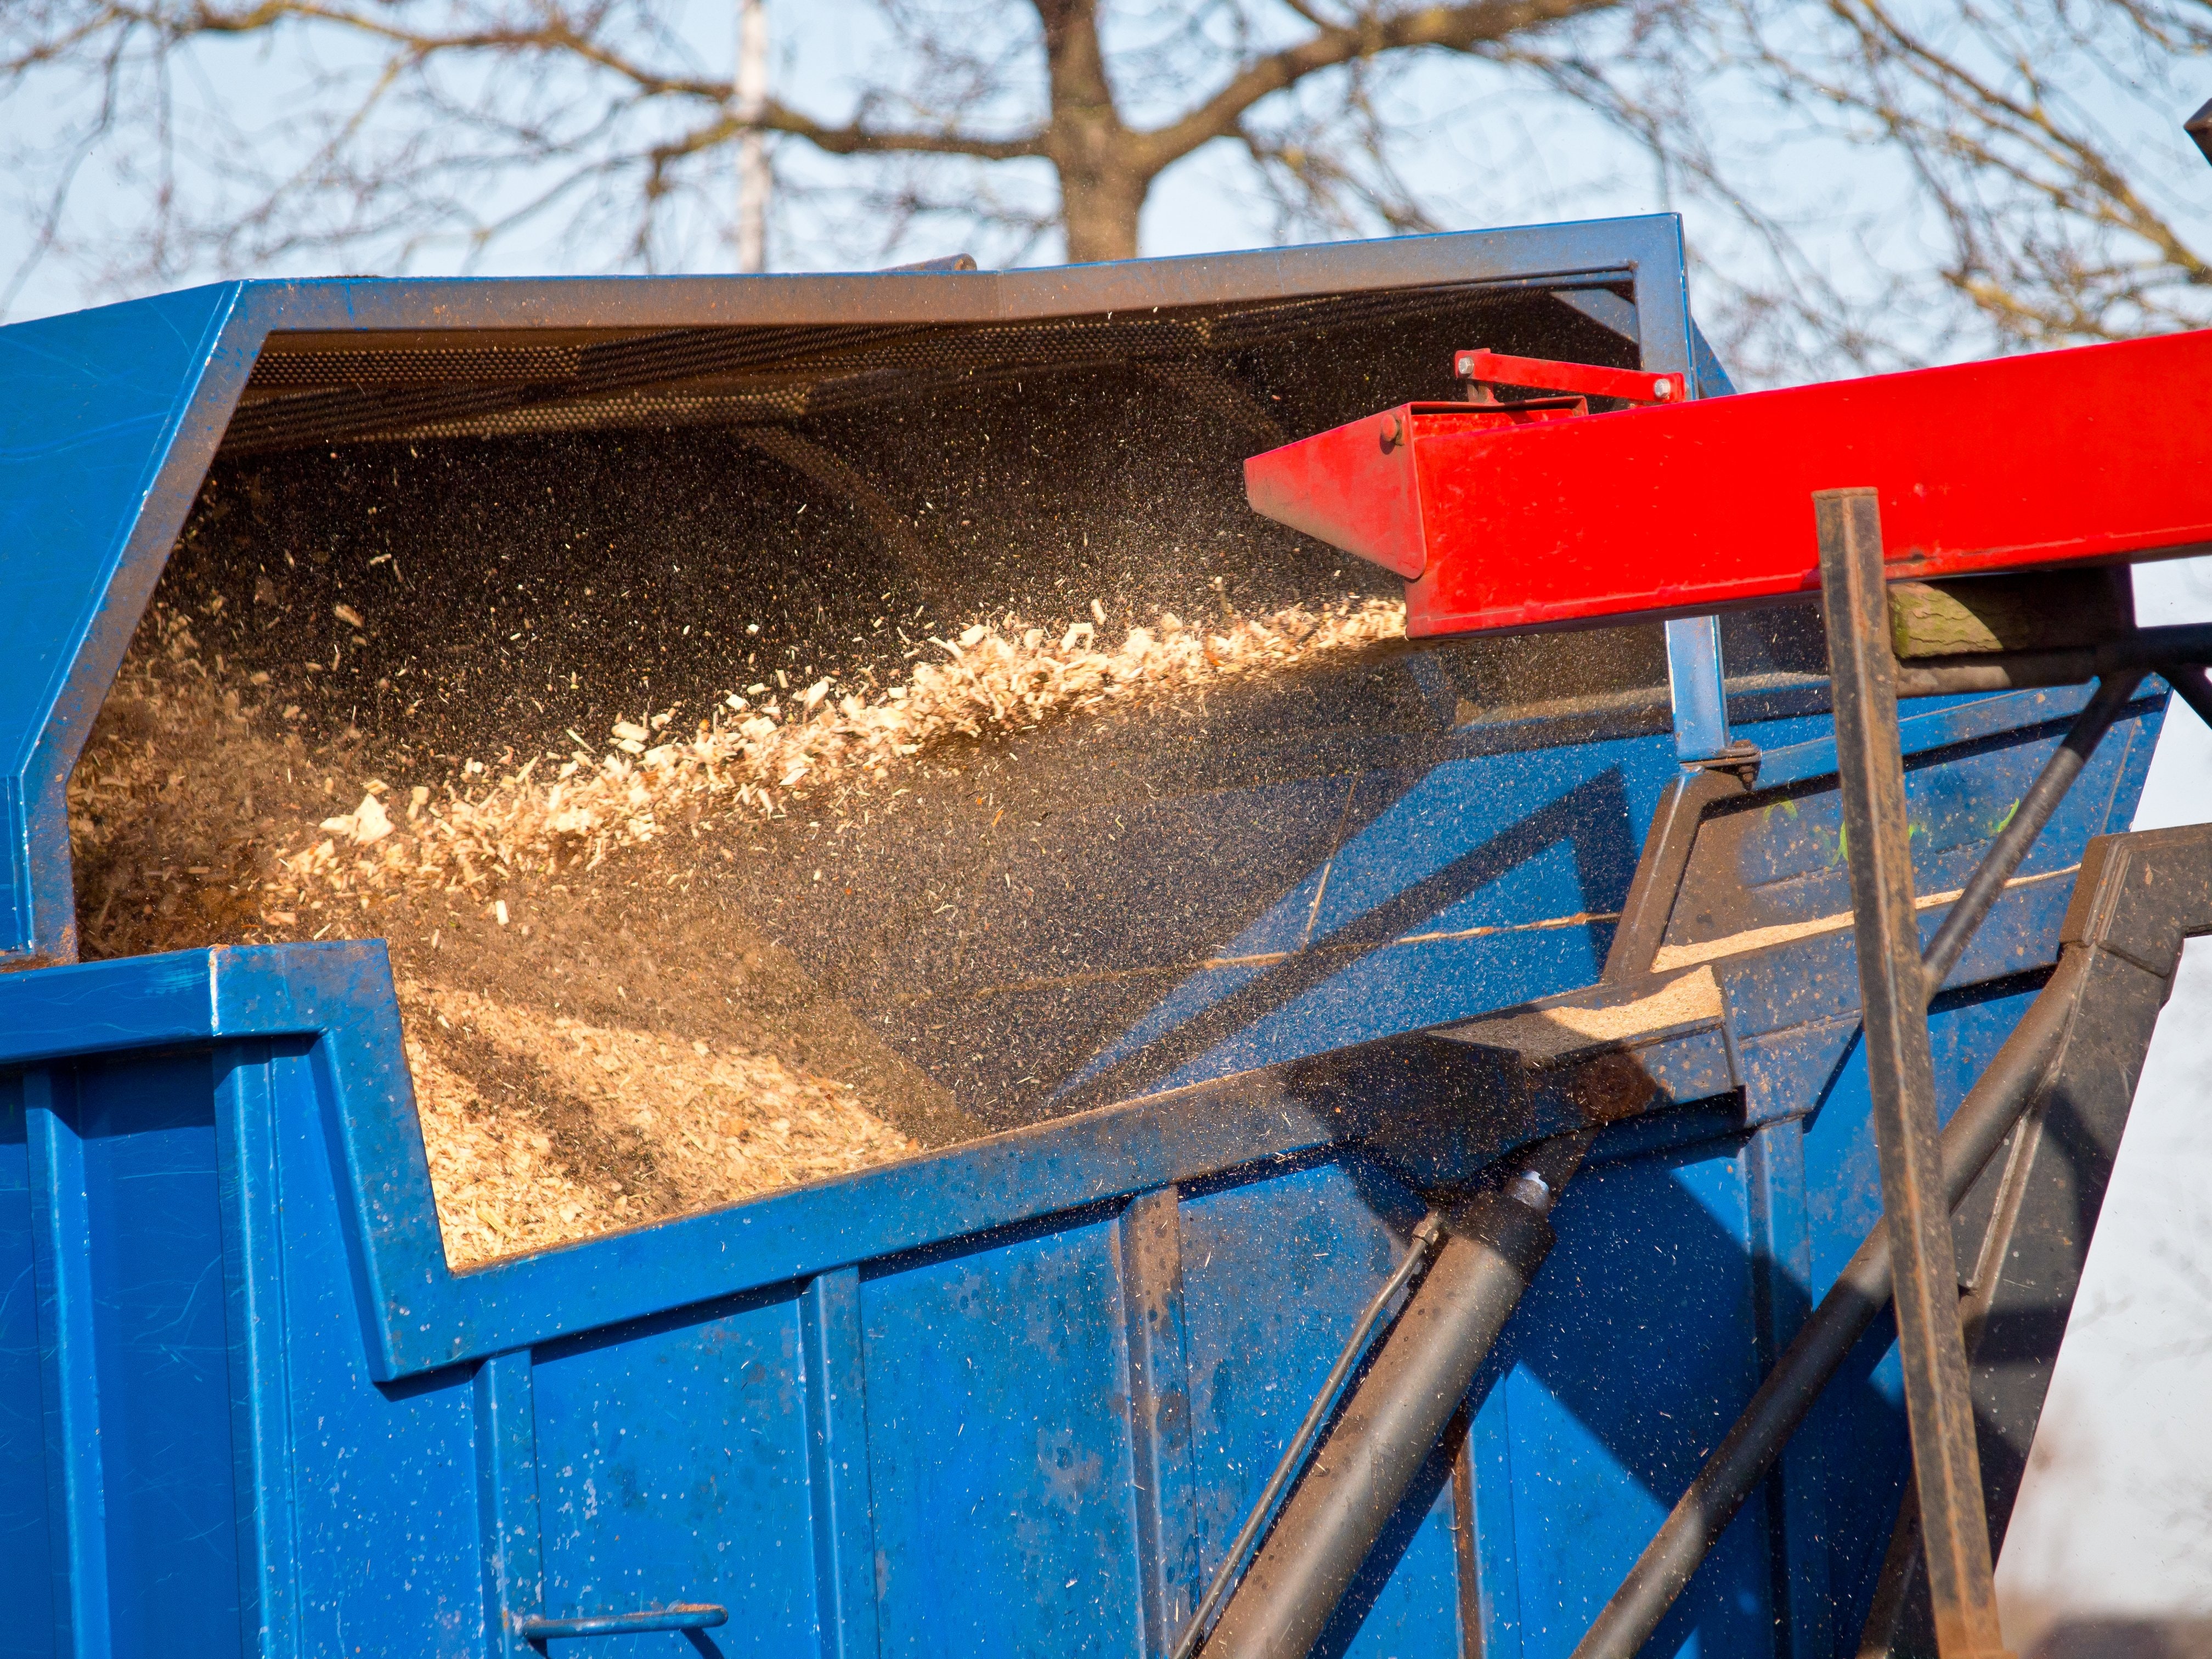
{"left": 0, "top": 287, "right": 244, "bottom": 959}
{"left": 0, "top": 676, "right": 2164, "bottom": 1659}
{"left": 0, "top": 218, "right": 2172, "bottom": 1654}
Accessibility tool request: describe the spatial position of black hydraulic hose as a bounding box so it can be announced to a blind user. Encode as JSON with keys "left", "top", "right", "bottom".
{"left": 1569, "top": 950, "right": 2083, "bottom": 1659}
{"left": 1169, "top": 1211, "right": 1451, "bottom": 1659}
{"left": 1893, "top": 622, "right": 2212, "bottom": 695}
{"left": 1199, "top": 1136, "right": 1592, "bottom": 1659}
{"left": 1921, "top": 670, "right": 2145, "bottom": 990}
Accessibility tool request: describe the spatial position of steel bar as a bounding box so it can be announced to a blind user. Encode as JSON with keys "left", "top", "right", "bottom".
{"left": 1665, "top": 614, "right": 1734, "bottom": 761}
{"left": 1855, "top": 1041, "right": 2052, "bottom": 1659}
{"left": 1170, "top": 1211, "right": 1449, "bottom": 1659}
{"left": 1815, "top": 487, "right": 2006, "bottom": 1659}
{"left": 1198, "top": 1135, "right": 1592, "bottom": 1659}
{"left": 1920, "top": 669, "right": 2146, "bottom": 990}
{"left": 515, "top": 1604, "right": 729, "bottom": 1639}
{"left": 1569, "top": 949, "right": 2081, "bottom": 1659}
{"left": 1601, "top": 767, "right": 1751, "bottom": 984}
{"left": 1893, "top": 623, "right": 2212, "bottom": 697}
{"left": 2163, "top": 663, "right": 2212, "bottom": 731}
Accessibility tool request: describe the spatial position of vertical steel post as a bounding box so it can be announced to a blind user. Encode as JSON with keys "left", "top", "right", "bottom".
{"left": 1664, "top": 614, "right": 1732, "bottom": 761}
{"left": 1814, "top": 488, "right": 2008, "bottom": 1659}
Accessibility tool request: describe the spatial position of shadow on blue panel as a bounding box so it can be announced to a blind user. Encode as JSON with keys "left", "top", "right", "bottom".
{"left": 1063, "top": 764, "right": 1640, "bottom": 1108}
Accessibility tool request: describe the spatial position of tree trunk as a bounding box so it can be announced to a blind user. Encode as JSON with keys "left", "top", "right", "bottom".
{"left": 1035, "top": 0, "right": 1145, "bottom": 263}
{"left": 1060, "top": 165, "right": 1145, "bottom": 263}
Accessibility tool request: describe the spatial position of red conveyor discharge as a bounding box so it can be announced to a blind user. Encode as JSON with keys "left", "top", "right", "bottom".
{"left": 1244, "top": 331, "right": 2212, "bottom": 639}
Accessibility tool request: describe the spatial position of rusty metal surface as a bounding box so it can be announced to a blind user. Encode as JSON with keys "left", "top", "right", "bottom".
{"left": 1892, "top": 626, "right": 2212, "bottom": 696}
{"left": 1817, "top": 487, "right": 2006, "bottom": 1659}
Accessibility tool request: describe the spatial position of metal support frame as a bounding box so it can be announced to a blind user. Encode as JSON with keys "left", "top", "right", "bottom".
{"left": 1814, "top": 487, "right": 2007, "bottom": 1659}
{"left": 1572, "top": 820, "right": 2212, "bottom": 1659}
{"left": 1183, "top": 1135, "right": 1592, "bottom": 1659}
{"left": 1855, "top": 1074, "right": 2048, "bottom": 1659}
{"left": 1569, "top": 564, "right": 2206, "bottom": 1659}
{"left": 1920, "top": 668, "right": 2147, "bottom": 986}
{"left": 1892, "top": 624, "right": 2212, "bottom": 695}
{"left": 1600, "top": 766, "right": 1751, "bottom": 984}
{"left": 2164, "top": 662, "right": 2212, "bottom": 730}
{"left": 1569, "top": 953, "right": 2081, "bottom": 1659}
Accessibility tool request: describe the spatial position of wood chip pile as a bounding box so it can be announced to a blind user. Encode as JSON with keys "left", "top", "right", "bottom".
{"left": 67, "top": 595, "right": 1406, "bottom": 1268}
{"left": 267, "top": 597, "right": 1406, "bottom": 913}
{"left": 402, "top": 983, "right": 916, "bottom": 1264}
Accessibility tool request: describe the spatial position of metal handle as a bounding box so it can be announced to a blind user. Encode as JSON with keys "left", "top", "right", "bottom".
{"left": 517, "top": 1603, "right": 729, "bottom": 1640}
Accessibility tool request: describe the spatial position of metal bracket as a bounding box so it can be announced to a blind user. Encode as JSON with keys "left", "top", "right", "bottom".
{"left": 1453, "top": 348, "right": 1685, "bottom": 407}
{"left": 1665, "top": 614, "right": 1735, "bottom": 763}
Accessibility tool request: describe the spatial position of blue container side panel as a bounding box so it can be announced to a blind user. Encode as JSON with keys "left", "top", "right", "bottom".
{"left": 0, "top": 685, "right": 2169, "bottom": 1659}
{"left": 72, "top": 1050, "right": 241, "bottom": 1654}
{"left": 1482, "top": 1131, "right": 1770, "bottom": 1659}
{"left": 532, "top": 1290, "right": 819, "bottom": 1654}
{"left": 1096, "top": 736, "right": 1678, "bottom": 1097}
{"left": 860, "top": 1212, "right": 1147, "bottom": 1659}
{"left": 1178, "top": 1156, "right": 1465, "bottom": 1659}
{"left": 1, "top": 777, "right": 22, "bottom": 962}
{"left": 1701, "top": 696, "right": 2162, "bottom": 949}
{"left": 269, "top": 1043, "right": 486, "bottom": 1659}
{"left": 1057, "top": 690, "right": 2161, "bottom": 1110}
{"left": 0, "top": 1073, "right": 54, "bottom": 1658}
{"left": 0, "top": 284, "right": 245, "bottom": 960}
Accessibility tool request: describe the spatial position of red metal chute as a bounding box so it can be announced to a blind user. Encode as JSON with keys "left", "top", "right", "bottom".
{"left": 1245, "top": 331, "right": 2212, "bottom": 639}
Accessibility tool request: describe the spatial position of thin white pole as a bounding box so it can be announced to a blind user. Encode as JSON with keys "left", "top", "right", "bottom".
{"left": 735, "top": 0, "right": 770, "bottom": 272}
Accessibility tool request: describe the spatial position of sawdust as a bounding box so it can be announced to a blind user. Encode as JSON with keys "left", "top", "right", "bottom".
{"left": 258, "top": 596, "right": 1405, "bottom": 916}
{"left": 1456, "top": 966, "right": 1723, "bottom": 1063}
{"left": 68, "top": 595, "right": 1407, "bottom": 1268}
{"left": 403, "top": 982, "right": 913, "bottom": 1266}
{"left": 1645, "top": 866, "right": 2081, "bottom": 974}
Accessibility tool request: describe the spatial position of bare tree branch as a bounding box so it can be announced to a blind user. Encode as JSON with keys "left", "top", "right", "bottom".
{"left": 1131, "top": 0, "right": 1617, "bottom": 174}
{"left": 4, "top": 0, "right": 2209, "bottom": 377}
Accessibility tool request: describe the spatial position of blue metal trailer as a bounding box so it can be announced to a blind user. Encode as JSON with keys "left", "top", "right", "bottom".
{"left": 0, "top": 215, "right": 2196, "bottom": 1658}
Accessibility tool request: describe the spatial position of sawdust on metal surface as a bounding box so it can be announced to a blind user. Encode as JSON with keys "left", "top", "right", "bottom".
{"left": 1646, "top": 866, "right": 2081, "bottom": 974}
{"left": 1456, "top": 966, "right": 1723, "bottom": 1063}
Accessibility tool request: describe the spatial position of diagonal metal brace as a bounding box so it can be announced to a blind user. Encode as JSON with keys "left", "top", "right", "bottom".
{"left": 1920, "top": 668, "right": 2148, "bottom": 990}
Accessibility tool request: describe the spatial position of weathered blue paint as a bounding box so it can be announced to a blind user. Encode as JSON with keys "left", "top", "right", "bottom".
{"left": 0, "top": 217, "right": 2174, "bottom": 1657}
{"left": 0, "top": 775, "right": 2150, "bottom": 1658}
